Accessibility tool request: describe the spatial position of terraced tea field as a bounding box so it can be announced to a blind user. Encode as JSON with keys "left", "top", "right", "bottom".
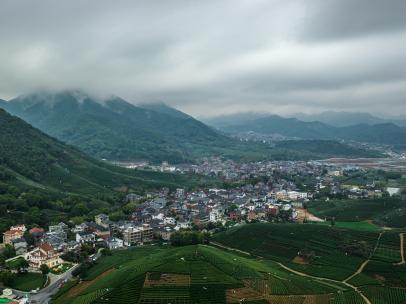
{"left": 53, "top": 223, "right": 406, "bottom": 304}
{"left": 52, "top": 244, "right": 368, "bottom": 304}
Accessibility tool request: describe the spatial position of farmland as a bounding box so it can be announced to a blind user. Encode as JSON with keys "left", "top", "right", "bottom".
{"left": 306, "top": 198, "right": 406, "bottom": 228}
{"left": 51, "top": 244, "right": 366, "bottom": 304}
{"left": 51, "top": 222, "right": 406, "bottom": 304}
{"left": 213, "top": 223, "right": 379, "bottom": 280}
{"left": 213, "top": 223, "right": 406, "bottom": 304}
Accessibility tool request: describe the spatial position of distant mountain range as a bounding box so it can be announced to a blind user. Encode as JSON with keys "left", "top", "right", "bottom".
{"left": 0, "top": 107, "right": 209, "bottom": 196}
{"left": 204, "top": 112, "right": 406, "bottom": 145}
{"left": 293, "top": 111, "right": 406, "bottom": 127}
{"left": 0, "top": 91, "right": 383, "bottom": 162}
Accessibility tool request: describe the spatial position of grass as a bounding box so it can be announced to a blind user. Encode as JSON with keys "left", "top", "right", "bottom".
{"left": 361, "top": 286, "right": 406, "bottom": 304}
{"left": 212, "top": 223, "right": 379, "bottom": 280}
{"left": 10, "top": 272, "right": 45, "bottom": 292}
{"left": 307, "top": 198, "right": 406, "bottom": 228}
{"left": 53, "top": 244, "right": 357, "bottom": 304}
{"left": 371, "top": 232, "right": 402, "bottom": 263}
{"left": 309, "top": 221, "right": 382, "bottom": 232}
{"left": 50, "top": 225, "right": 406, "bottom": 304}
{"left": 51, "top": 262, "right": 74, "bottom": 275}
{"left": 5, "top": 256, "right": 26, "bottom": 269}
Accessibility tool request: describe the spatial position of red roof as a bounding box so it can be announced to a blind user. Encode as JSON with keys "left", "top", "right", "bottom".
{"left": 40, "top": 243, "right": 54, "bottom": 252}
{"left": 29, "top": 227, "right": 45, "bottom": 234}
{"left": 4, "top": 230, "right": 22, "bottom": 236}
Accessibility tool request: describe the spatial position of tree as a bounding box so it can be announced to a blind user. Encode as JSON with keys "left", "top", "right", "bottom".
{"left": 40, "top": 264, "right": 50, "bottom": 275}
{"left": 170, "top": 231, "right": 208, "bottom": 246}
{"left": 3, "top": 244, "right": 15, "bottom": 259}
{"left": 0, "top": 271, "right": 15, "bottom": 286}
{"left": 16, "top": 258, "right": 29, "bottom": 273}
{"left": 23, "top": 231, "right": 35, "bottom": 246}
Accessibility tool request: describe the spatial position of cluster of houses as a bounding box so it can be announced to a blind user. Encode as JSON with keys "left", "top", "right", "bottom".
{"left": 1, "top": 217, "right": 155, "bottom": 270}
{"left": 1, "top": 179, "right": 313, "bottom": 271}
{"left": 3, "top": 158, "right": 398, "bottom": 273}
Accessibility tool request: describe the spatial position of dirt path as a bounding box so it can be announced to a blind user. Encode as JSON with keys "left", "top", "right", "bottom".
{"left": 210, "top": 242, "right": 252, "bottom": 256}
{"left": 211, "top": 234, "right": 385, "bottom": 304}
{"left": 64, "top": 268, "right": 114, "bottom": 299}
{"left": 344, "top": 260, "right": 369, "bottom": 283}
{"left": 395, "top": 233, "right": 405, "bottom": 265}
{"left": 277, "top": 262, "right": 372, "bottom": 304}
{"left": 344, "top": 232, "right": 383, "bottom": 283}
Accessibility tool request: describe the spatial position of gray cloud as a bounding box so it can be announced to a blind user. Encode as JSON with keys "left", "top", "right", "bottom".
{"left": 301, "top": 0, "right": 406, "bottom": 41}
{"left": 0, "top": 0, "right": 405, "bottom": 117}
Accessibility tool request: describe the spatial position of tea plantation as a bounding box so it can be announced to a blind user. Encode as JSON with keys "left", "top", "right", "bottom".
{"left": 53, "top": 223, "right": 406, "bottom": 304}
{"left": 51, "top": 244, "right": 365, "bottom": 304}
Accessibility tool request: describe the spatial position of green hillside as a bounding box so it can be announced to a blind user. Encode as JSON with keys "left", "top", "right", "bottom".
{"left": 53, "top": 225, "right": 406, "bottom": 304}
{"left": 212, "top": 223, "right": 406, "bottom": 303}
{"left": 0, "top": 108, "right": 214, "bottom": 195}
{"left": 0, "top": 108, "right": 218, "bottom": 230}
{"left": 1, "top": 91, "right": 272, "bottom": 163}
{"left": 274, "top": 140, "right": 381, "bottom": 158}
{"left": 213, "top": 223, "right": 379, "bottom": 280}
{"left": 52, "top": 244, "right": 363, "bottom": 304}
{"left": 307, "top": 198, "right": 406, "bottom": 228}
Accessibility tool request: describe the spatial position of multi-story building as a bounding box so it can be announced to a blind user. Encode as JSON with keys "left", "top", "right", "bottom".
{"left": 141, "top": 224, "right": 153, "bottom": 242}
{"left": 95, "top": 214, "right": 110, "bottom": 228}
{"left": 123, "top": 224, "right": 153, "bottom": 246}
{"left": 3, "top": 225, "right": 26, "bottom": 245}
{"left": 26, "top": 243, "right": 62, "bottom": 269}
{"left": 123, "top": 227, "right": 142, "bottom": 246}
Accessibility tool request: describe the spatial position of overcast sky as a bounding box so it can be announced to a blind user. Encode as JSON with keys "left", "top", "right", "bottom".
{"left": 1, "top": 0, "right": 406, "bottom": 117}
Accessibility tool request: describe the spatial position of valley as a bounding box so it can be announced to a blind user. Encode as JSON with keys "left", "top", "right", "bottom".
{"left": 0, "top": 94, "right": 405, "bottom": 304}
{"left": 1, "top": 1, "right": 406, "bottom": 303}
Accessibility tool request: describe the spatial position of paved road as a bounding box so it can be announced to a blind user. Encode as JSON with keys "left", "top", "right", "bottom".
{"left": 27, "top": 265, "right": 79, "bottom": 304}
{"left": 12, "top": 249, "right": 104, "bottom": 303}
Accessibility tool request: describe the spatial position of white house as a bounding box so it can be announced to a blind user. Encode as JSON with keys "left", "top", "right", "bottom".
{"left": 106, "top": 237, "right": 124, "bottom": 249}
{"left": 76, "top": 232, "right": 96, "bottom": 243}
{"left": 163, "top": 217, "right": 176, "bottom": 225}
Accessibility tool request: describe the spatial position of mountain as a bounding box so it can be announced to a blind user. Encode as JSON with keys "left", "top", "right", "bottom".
{"left": 202, "top": 112, "right": 270, "bottom": 129}
{"left": 273, "top": 140, "right": 380, "bottom": 158}
{"left": 0, "top": 91, "right": 382, "bottom": 162}
{"left": 294, "top": 111, "right": 406, "bottom": 127}
{"left": 206, "top": 113, "right": 406, "bottom": 145}
{"left": 139, "top": 101, "right": 192, "bottom": 119}
{"left": 0, "top": 107, "right": 211, "bottom": 196}
{"left": 1, "top": 91, "right": 240, "bottom": 163}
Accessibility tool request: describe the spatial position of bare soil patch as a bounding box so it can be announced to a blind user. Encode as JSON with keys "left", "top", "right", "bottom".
{"left": 293, "top": 256, "right": 310, "bottom": 265}
{"left": 226, "top": 286, "right": 264, "bottom": 303}
{"left": 143, "top": 272, "right": 191, "bottom": 287}
{"left": 64, "top": 268, "right": 114, "bottom": 299}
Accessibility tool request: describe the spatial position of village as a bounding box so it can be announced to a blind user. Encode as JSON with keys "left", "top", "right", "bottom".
{"left": 0, "top": 158, "right": 402, "bottom": 303}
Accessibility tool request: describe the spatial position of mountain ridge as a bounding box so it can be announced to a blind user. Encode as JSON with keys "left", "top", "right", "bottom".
{"left": 205, "top": 112, "right": 406, "bottom": 145}
{"left": 0, "top": 91, "right": 384, "bottom": 162}
{"left": 1, "top": 91, "right": 230, "bottom": 163}
{"left": 0, "top": 107, "right": 209, "bottom": 196}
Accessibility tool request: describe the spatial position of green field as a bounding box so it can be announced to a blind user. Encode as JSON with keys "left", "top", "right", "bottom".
{"left": 213, "top": 223, "right": 380, "bottom": 280}
{"left": 10, "top": 272, "right": 45, "bottom": 292}
{"left": 52, "top": 222, "right": 406, "bottom": 304}
{"left": 310, "top": 221, "right": 382, "bottom": 232}
{"left": 52, "top": 244, "right": 363, "bottom": 304}
{"left": 307, "top": 198, "right": 406, "bottom": 228}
